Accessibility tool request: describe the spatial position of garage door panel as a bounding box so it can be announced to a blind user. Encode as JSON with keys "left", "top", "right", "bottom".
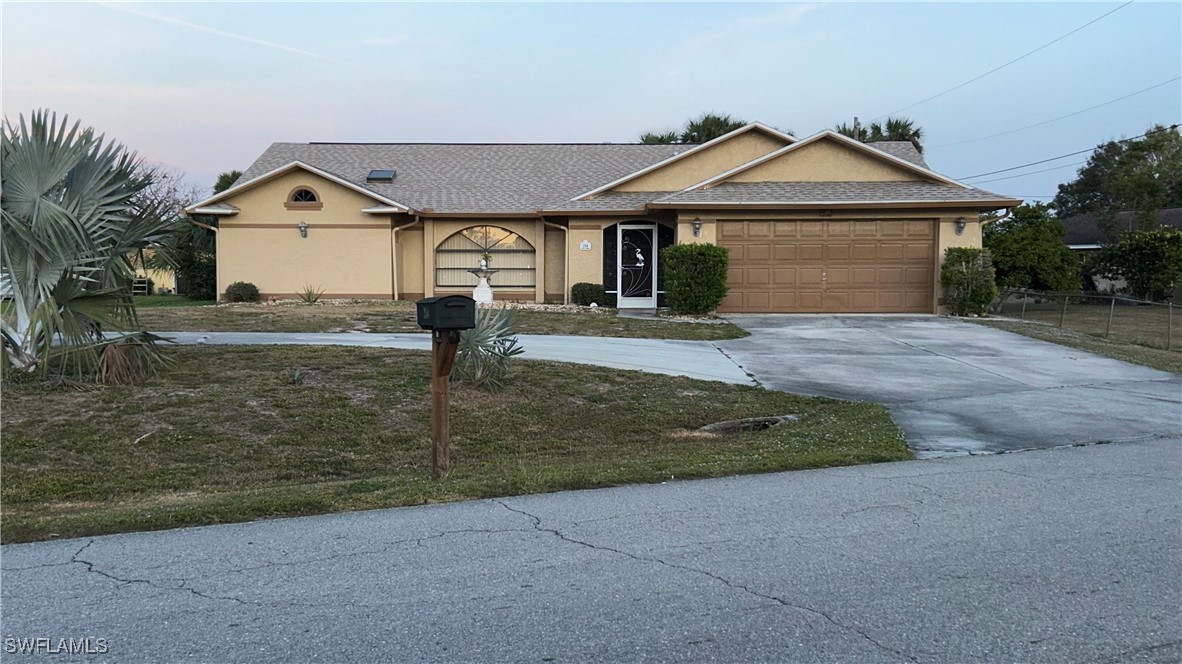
{"left": 718, "top": 219, "right": 935, "bottom": 313}
{"left": 798, "top": 244, "right": 825, "bottom": 261}
{"left": 747, "top": 244, "right": 772, "bottom": 262}
{"left": 798, "top": 268, "right": 825, "bottom": 285}
{"left": 773, "top": 244, "right": 797, "bottom": 261}
{"left": 904, "top": 242, "right": 932, "bottom": 260}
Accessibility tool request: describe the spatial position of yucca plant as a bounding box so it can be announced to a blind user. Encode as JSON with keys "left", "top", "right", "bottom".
{"left": 298, "top": 284, "right": 325, "bottom": 304}
{"left": 450, "top": 306, "right": 524, "bottom": 391}
{"left": 1, "top": 110, "right": 171, "bottom": 383}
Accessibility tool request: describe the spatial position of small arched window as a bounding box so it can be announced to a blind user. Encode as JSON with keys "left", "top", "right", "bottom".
{"left": 285, "top": 186, "right": 323, "bottom": 210}
{"left": 436, "top": 225, "right": 535, "bottom": 288}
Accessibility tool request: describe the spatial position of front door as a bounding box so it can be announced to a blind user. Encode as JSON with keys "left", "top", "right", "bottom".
{"left": 617, "top": 224, "right": 657, "bottom": 309}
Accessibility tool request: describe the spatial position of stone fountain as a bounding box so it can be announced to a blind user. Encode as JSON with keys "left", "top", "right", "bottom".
{"left": 468, "top": 258, "right": 498, "bottom": 304}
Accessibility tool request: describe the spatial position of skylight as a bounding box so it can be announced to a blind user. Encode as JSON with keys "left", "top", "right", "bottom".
{"left": 367, "top": 169, "right": 395, "bottom": 182}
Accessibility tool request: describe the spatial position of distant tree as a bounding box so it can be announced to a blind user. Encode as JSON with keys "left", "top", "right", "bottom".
{"left": 833, "top": 121, "right": 869, "bottom": 142}
{"left": 638, "top": 112, "right": 755, "bottom": 144}
{"left": 1052, "top": 124, "right": 1182, "bottom": 235}
{"left": 870, "top": 117, "right": 924, "bottom": 153}
{"left": 213, "top": 169, "right": 242, "bottom": 194}
{"left": 146, "top": 169, "right": 239, "bottom": 300}
{"left": 1092, "top": 228, "right": 1182, "bottom": 301}
{"left": 983, "top": 203, "right": 1080, "bottom": 291}
{"left": 639, "top": 131, "right": 679, "bottom": 145}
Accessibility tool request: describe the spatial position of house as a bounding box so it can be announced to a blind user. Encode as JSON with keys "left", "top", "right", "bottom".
{"left": 1059, "top": 207, "right": 1182, "bottom": 294}
{"left": 1060, "top": 207, "right": 1182, "bottom": 252}
{"left": 184, "top": 123, "right": 1019, "bottom": 313}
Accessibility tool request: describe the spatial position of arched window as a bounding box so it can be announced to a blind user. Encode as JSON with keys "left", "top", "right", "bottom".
{"left": 285, "top": 186, "right": 322, "bottom": 210}
{"left": 436, "top": 226, "right": 535, "bottom": 288}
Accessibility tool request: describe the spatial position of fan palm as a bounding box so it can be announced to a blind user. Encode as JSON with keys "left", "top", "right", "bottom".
{"left": 869, "top": 117, "right": 925, "bottom": 153}
{"left": 1, "top": 110, "right": 170, "bottom": 382}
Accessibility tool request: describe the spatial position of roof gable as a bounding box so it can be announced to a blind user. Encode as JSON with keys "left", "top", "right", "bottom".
{"left": 686, "top": 131, "right": 967, "bottom": 191}
{"left": 574, "top": 122, "right": 796, "bottom": 199}
{"left": 185, "top": 161, "right": 410, "bottom": 214}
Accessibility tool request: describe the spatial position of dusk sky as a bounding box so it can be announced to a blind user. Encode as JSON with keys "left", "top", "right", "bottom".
{"left": 3, "top": 2, "right": 1180, "bottom": 203}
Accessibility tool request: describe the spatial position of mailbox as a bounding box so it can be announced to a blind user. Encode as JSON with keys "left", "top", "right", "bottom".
{"left": 416, "top": 295, "right": 477, "bottom": 331}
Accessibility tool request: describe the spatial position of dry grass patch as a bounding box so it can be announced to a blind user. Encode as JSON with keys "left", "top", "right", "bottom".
{"left": 134, "top": 299, "right": 748, "bottom": 340}
{"left": 1, "top": 345, "right": 907, "bottom": 542}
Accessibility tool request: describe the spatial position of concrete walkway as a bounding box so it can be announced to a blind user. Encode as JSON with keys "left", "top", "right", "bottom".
{"left": 4, "top": 438, "right": 1178, "bottom": 663}
{"left": 157, "top": 331, "right": 754, "bottom": 385}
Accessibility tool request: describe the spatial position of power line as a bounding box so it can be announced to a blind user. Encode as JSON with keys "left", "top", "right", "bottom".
{"left": 932, "top": 76, "right": 1181, "bottom": 149}
{"left": 871, "top": 1, "right": 1134, "bottom": 121}
{"left": 969, "top": 160, "right": 1088, "bottom": 185}
{"left": 957, "top": 124, "right": 1180, "bottom": 180}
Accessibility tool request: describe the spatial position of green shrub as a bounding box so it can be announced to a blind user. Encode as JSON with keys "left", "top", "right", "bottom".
{"left": 571, "top": 283, "right": 605, "bottom": 306}
{"left": 661, "top": 244, "right": 729, "bottom": 314}
{"left": 941, "top": 247, "right": 996, "bottom": 316}
{"left": 450, "top": 306, "right": 524, "bottom": 391}
{"left": 223, "top": 281, "right": 261, "bottom": 303}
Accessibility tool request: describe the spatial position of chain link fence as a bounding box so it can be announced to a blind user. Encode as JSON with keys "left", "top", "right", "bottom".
{"left": 993, "top": 289, "right": 1176, "bottom": 351}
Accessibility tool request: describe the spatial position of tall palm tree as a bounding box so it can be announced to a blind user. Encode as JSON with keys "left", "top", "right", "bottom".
{"left": 833, "top": 121, "right": 870, "bottom": 142}
{"left": 1, "top": 110, "right": 170, "bottom": 382}
{"left": 639, "top": 131, "right": 679, "bottom": 144}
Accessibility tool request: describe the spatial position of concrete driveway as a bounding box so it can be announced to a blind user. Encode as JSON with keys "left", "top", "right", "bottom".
{"left": 718, "top": 315, "right": 1182, "bottom": 456}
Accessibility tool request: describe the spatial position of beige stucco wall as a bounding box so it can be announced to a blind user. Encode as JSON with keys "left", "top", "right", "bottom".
{"left": 217, "top": 170, "right": 395, "bottom": 298}
{"left": 675, "top": 213, "right": 717, "bottom": 245}
{"left": 612, "top": 131, "right": 788, "bottom": 192}
{"left": 395, "top": 225, "right": 424, "bottom": 299}
{"left": 724, "top": 139, "right": 926, "bottom": 183}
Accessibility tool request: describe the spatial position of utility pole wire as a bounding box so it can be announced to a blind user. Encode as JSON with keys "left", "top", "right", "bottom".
{"left": 932, "top": 76, "right": 1181, "bottom": 149}
{"left": 968, "top": 160, "right": 1088, "bottom": 185}
{"left": 958, "top": 124, "right": 1180, "bottom": 181}
{"left": 871, "top": 1, "right": 1134, "bottom": 121}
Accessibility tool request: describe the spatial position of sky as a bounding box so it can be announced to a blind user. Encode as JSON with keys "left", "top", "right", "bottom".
{"left": 3, "top": 1, "right": 1180, "bottom": 202}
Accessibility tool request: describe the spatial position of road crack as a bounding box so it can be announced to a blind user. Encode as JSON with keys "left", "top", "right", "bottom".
{"left": 493, "top": 499, "right": 919, "bottom": 663}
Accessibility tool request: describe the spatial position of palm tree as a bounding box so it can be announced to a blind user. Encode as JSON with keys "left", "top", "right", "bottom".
{"left": 869, "top": 117, "right": 924, "bottom": 153}
{"left": 834, "top": 121, "right": 870, "bottom": 142}
{"left": 1, "top": 110, "right": 170, "bottom": 382}
{"left": 680, "top": 113, "right": 748, "bottom": 143}
{"left": 639, "top": 131, "right": 679, "bottom": 144}
{"left": 637, "top": 113, "right": 752, "bottom": 144}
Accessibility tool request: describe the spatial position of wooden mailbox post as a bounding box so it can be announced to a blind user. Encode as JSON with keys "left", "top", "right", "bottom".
{"left": 416, "top": 296, "right": 476, "bottom": 478}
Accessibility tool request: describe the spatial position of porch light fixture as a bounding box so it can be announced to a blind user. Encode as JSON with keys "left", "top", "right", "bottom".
{"left": 954, "top": 217, "right": 966, "bottom": 236}
{"left": 692, "top": 217, "right": 702, "bottom": 237}
{"left": 298, "top": 221, "right": 308, "bottom": 238}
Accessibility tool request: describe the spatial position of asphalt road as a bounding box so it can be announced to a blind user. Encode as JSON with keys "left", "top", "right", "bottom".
{"left": 4, "top": 438, "right": 1179, "bottom": 663}
{"left": 718, "top": 315, "right": 1182, "bottom": 456}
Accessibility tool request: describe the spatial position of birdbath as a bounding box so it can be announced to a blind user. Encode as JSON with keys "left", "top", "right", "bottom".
{"left": 468, "top": 265, "right": 499, "bottom": 304}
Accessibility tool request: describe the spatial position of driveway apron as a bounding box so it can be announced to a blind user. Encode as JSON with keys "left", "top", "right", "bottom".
{"left": 717, "top": 315, "right": 1181, "bottom": 456}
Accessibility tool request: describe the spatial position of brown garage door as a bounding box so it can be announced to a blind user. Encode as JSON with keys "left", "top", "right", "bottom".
{"left": 717, "top": 219, "right": 935, "bottom": 313}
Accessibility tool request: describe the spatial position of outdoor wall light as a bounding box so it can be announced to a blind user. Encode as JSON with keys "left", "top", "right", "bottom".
{"left": 692, "top": 217, "right": 703, "bottom": 237}
{"left": 954, "top": 217, "right": 966, "bottom": 236}
{"left": 298, "top": 221, "right": 308, "bottom": 238}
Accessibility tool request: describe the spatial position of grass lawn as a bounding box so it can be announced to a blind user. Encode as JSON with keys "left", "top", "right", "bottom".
{"left": 134, "top": 300, "right": 748, "bottom": 340}
{"left": 973, "top": 318, "right": 1182, "bottom": 374}
{"left": 132, "top": 295, "right": 215, "bottom": 308}
{"left": 1, "top": 346, "right": 908, "bottom": 543}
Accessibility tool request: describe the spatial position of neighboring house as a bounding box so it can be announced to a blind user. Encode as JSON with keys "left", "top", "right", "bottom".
{"left": 1059, "top": 207, "right": 1182, "bottom": 293}
{"left": 129, "top": 249, "right": 177, "bottom": 295}
{"left": 184, "top": 123, "right": 1019, "bottom": 313}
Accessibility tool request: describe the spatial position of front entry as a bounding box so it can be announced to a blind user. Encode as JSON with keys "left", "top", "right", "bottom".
{"left": 617, "top": 224, "right": 657, "bottom": 309}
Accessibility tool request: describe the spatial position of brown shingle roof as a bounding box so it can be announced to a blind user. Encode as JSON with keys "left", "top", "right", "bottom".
{"left": 656, "top": 181, "right": 1015, "bottom": 205}
{"left": 238, "top": 143, "right": 687, "bottom": 214}
{"left": 1060, "top": 208, "right": 1182, "bottom": 245}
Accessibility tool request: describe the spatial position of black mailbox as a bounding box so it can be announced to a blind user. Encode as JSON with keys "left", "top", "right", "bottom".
{"left": 416, "top": 296, "right": 477, "bottom": 331}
